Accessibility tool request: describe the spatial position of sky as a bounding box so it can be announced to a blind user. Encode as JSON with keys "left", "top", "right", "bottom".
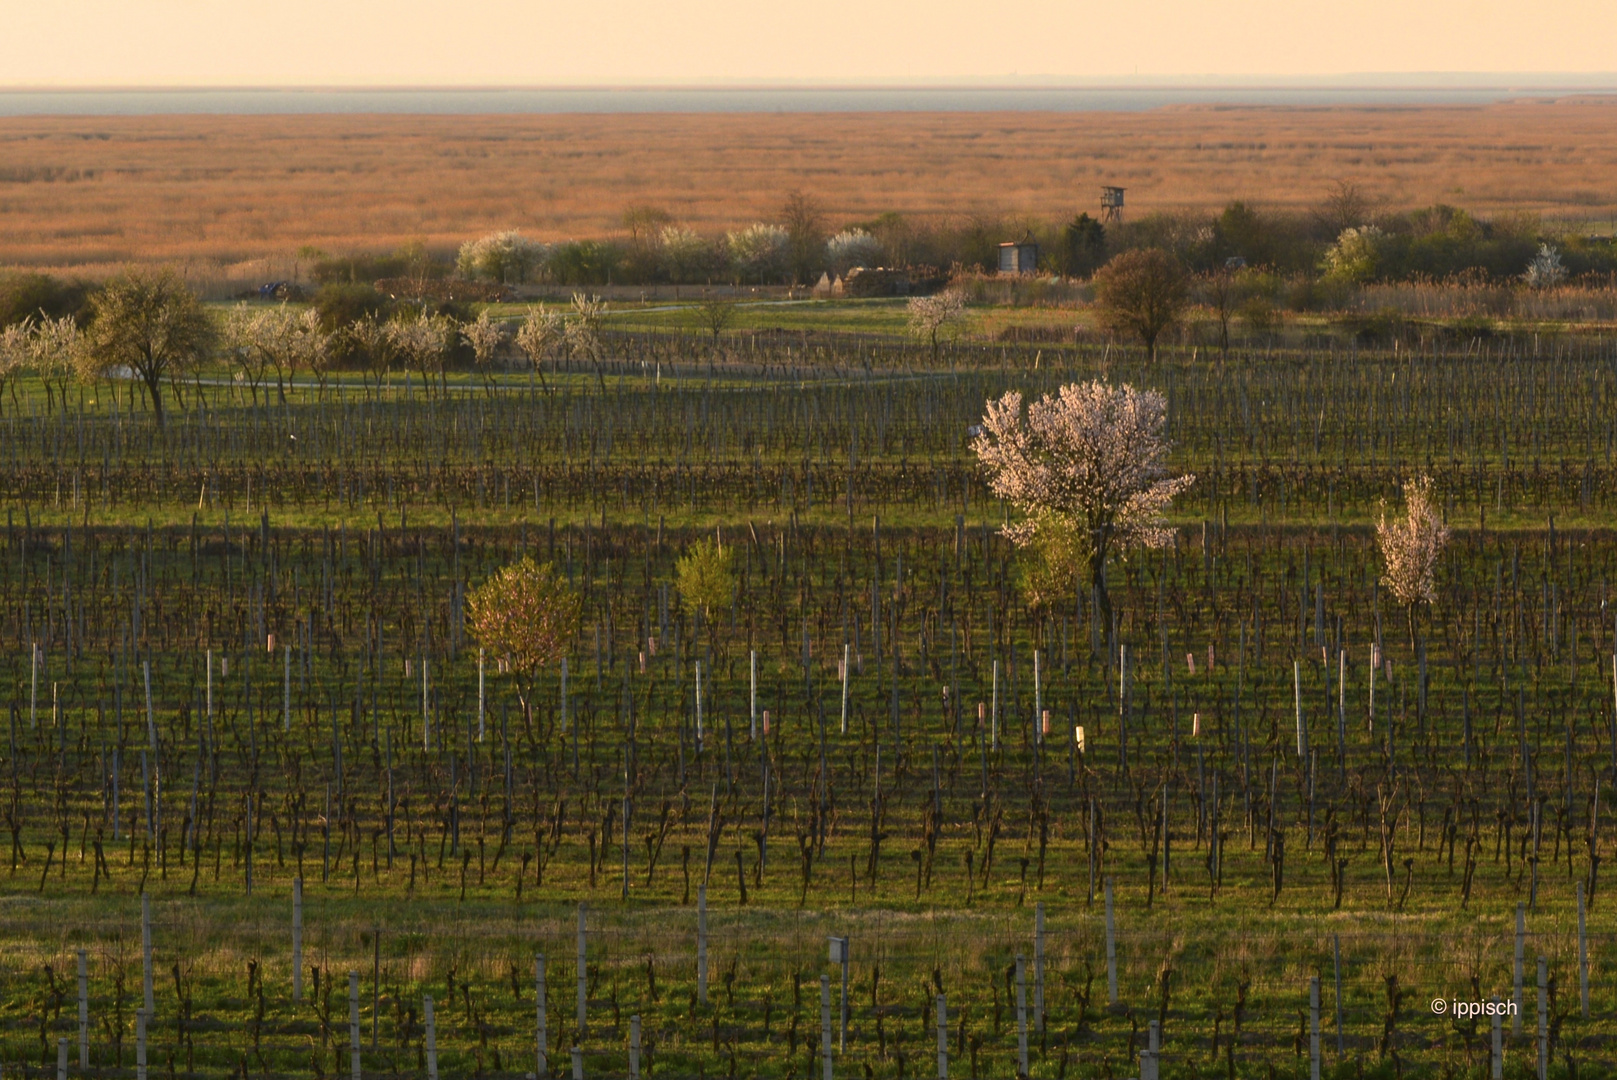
{"left": 5, "top": 0, "right": 1617, "bottom": 86}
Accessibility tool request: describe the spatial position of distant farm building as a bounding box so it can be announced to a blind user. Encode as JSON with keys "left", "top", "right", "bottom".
{"left": 998, "top": 236, "right": 1039, "bottom": 276}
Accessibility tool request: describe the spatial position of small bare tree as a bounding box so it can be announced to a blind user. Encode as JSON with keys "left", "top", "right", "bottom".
{"left": 695, "top": 293, "right": 737, "bottom": 349}
{"left": 779, "top": 190, "right": 827, "bottom": 286}
{"left": 906, "top": 289, "right": 967, "bottom": 364}
{"left": 1092, "top": 249, "right": 1188, "bottom": 361}
{"left": 1199, "top": 269, "right": 1238, "bottom": 357}
{"left": 1312, "top": 179, "right": 1374, "bottom": 239}
{"left": 1377, "top": 475, "right": 1450, "bottom": 647}
{"left": 973, "top": 380, "right": 1194, "bottom": 626}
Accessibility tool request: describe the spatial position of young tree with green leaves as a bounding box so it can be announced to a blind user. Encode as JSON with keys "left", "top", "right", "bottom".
{"left": 467, "top": 558, "right": 580, "bottom": 726}
{"left": 1092, "top": 248, "right": 1188, "bottom": 361}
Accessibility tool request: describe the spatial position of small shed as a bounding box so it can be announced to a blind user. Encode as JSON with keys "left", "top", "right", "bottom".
{"left": 998, "top": 235, "right": 1039, "bottom": 276}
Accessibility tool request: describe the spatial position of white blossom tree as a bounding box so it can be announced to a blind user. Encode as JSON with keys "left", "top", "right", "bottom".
{"left": 659, "top": 226, "right": 711, "bottom": 284}
{"left": 825, "top": 228, "right": 883, "bottom": 275}
{"left": 461, "top": 310, "right": 506, "bottom": 396}
{"left": 388, "top": 311, "right": 455, "bottom": 397}
{"left": 28, "top": 315, "right": 79, "bottom": 414}
{"left": 906, "top": 289, "right": 966, "bottom": 363}
{"left": 223, "top": 304, "right": 273, "bottom": 404}
{"left": 1523, "top": 243, "right": 1566, "bottom": 289}
{"left": 1376, "top": 474, "right": 1450, "bottom": 646}
{"left": 0, "top": 320, "right": 31, "bottom": 415}
{"left": 299, "top": 309, "right": 335, "bottom": 399}
{"left": 1322, "top": 225, "right": 1384, "bottom": 283}
{"left": 973, "top": 380, "right": 1194, "bottom": 624}
{"left": 726, "top": 224, "right": 790, "bottom": 284}
{"left": 457, "top": 231, "right": 547, "bottom": 284}
{"left": 224, "top": 303, "right": 328, "bottom": 404}
{"left": 343, "top": 313, "right": 395, "bottom": 395}
{"left": 565, "top": 293, "right": 607, "bottom": 391}
{"left": 515, "top": 304, "right": 563, "bottom": 390}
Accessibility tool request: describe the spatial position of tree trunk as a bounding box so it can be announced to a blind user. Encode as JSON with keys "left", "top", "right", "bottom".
{"left": 1089, "top": 530, "right": 1113, "bottom": 642}
{"left": 143, "top": 370, "right": 166, "bottom": 427}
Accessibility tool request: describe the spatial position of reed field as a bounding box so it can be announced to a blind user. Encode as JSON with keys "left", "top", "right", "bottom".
{"left": 0, "top": 324, "right": 1615, "bottom": 1080}
{"left": 5, "top": 100, "right": 1617, "bottom": 277}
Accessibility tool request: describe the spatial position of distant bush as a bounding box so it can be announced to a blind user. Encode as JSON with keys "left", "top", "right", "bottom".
{"left": 548, "top": 241, "right": 623, "bottom": 286}
{"left": 825, "top": 228, "right": 883, "bottom": 275}
{"left": 311, "top": 242, "right": 445, "bottom": 285}
{"left": 456, "top": 230, "right": 548, "bottom": 284}
{"left": 1440, "top": 315, "right": 1498, "bottom": 340}
{"left": 1092, "top": 248, "right": 1188, "bottom": 359}
{"left": 658, "top": 226, "right": 722, "bottom": 284}
{"left": 0, "top": 272, "right": 88, "bottom": 328}
{"left": 1058, "top": 214, "right": 1107, "bottom": 278}
{"left": 727, "top": 224, "right": 790, "bottom": 284}
{"left": 1522, "top": 244, "right": 1566, "bottom": 289}
{"left": 314, "top": 283, "right": 392, "bottom": 334}
{"left": 1337, "top": 307, "right": 1416, "bottom": 345}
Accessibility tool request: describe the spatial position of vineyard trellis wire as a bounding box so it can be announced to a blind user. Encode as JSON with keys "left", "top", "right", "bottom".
{"left": 2, "top": 335, "right": 1617, "bottom": 1078}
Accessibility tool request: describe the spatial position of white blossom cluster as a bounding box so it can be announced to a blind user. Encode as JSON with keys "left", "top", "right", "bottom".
{"left": 825, "top": 228, "right": 883, "bottom": 275}
{"left": 726, "top": 224, "right": 790, "bottom": 283}
{"left": 973, "top": 381, "right": 1194, "bottom": 552}
{"left": 1523, "top": 243, "right": 1566, "bottom": 289}
{"left": 457, "top": 230, "right": 549, "bottom": 284}
{"left": 1376, "top": 475, "right": 1449, "bottom": 607}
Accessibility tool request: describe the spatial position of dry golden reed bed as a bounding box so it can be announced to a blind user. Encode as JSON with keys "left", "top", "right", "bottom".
{"left": 3, "top": 98, "right": 1617, "bottom": 273}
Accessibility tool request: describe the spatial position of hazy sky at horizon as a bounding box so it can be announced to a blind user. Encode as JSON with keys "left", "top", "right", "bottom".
{"left": 7, "top": 0, "right": 1617, "bottom": 87}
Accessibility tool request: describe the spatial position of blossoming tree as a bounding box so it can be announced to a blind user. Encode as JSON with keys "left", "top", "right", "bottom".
{"left": 973, "top": 380, "right": 1194, "bottom": 624}
{"left": 1376, "top": 475, "right": 1450, "bottom": 646}
{"left": 906, "top": 289, "right": 966, "bottom": 364}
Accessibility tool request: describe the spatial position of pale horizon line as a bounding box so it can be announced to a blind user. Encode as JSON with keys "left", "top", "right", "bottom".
{"left": 7, "top": 73, "right": 1617, "bottom": 94}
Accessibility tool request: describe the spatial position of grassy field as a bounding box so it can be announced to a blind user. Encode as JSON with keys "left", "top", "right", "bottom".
{"left": 2, "top": 327, "right": 1617, "bottom": 1079}
{"left": 6, "top": 101, "right": 1617, "bottom": 278}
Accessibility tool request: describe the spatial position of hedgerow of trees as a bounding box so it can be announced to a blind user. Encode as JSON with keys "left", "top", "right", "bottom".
{"left": 315, "top": 185, "right": 1617, "bottom": 292}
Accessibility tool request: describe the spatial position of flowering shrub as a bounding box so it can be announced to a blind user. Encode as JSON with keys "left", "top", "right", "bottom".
{"left": 456, "top": 231, "right": 547, "bottom": 284}
{"left": 727, "top": 224, "right": 790, "bottom": 283}
{"left": 1322, "top": 225, "right": 1384, "bottom": 283}
{"left": 1523, "top": 243, "right": 1566, "bottom": 289}
{"left": 825, "top": 228, "right": 883, "bottom": 275}
{"left": 1377, "top": 475, "right": 1449, "bottom": 609}
{"left": 659, "top": 226, "right": 712, "bottom": 283}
